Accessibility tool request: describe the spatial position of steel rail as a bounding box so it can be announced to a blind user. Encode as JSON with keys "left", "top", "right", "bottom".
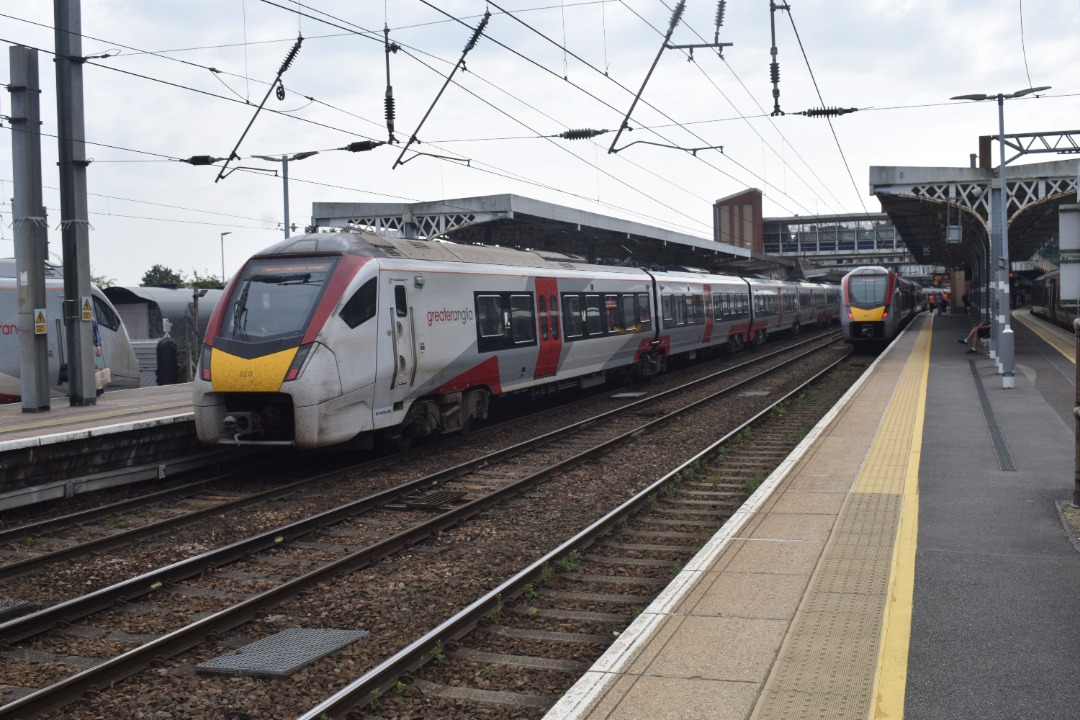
{"left": 300, "top": 344, "right": 852, "bottom": 719}
{"left": 0, "top": 334, "right": 840, "bottom": 718}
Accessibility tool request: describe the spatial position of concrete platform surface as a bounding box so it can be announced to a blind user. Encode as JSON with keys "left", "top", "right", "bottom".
{"left": 546, "top": 309, "right": 1080, "bottom": 720}
{"left": 0, "top": 383, "right": 192, "bottom": 451}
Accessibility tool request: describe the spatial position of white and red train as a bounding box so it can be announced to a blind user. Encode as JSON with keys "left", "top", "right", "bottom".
{"left": 193, "top": 232, "right": 840, "bottom": 449}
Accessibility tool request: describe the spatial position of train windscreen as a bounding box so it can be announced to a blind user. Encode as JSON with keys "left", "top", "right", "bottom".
{"left": 847, "top": 275, "right": 888, "bottom": 309}
{"left": 220, "top": 257, "right": 338, "bottom": 343}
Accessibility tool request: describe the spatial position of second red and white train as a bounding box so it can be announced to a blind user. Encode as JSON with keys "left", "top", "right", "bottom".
{"left": 193, "top": 231, "right": 840, "bottom": 450}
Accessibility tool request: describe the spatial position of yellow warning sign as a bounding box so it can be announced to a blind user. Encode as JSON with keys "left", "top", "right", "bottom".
{"left": 34, "top": 308, "right": 47, "bottom": 334}
{"left": 81, "top": 296, "right": 93, "bottom": 321}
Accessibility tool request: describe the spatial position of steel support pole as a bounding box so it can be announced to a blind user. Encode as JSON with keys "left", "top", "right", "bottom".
{"left": 282, "top": 156, "right": 291, "bottom": 239}
{"left": 54, "top": 0, "right": 96, "bottom": 405}
{"left": 988, "top": 182, "right": 1002, "bottom": 361}
{"left": 996, "top": 94, "right": 1015, "bottom": 388}
{"left": 1074, "top": 319, "right": 1080, "bottom": 507}
{"left": 10, "top": 45, "right": 50, "bottom": 411}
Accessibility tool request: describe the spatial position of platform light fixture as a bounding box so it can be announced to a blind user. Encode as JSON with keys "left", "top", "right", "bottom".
{"left": 253, "top": 151, "right": 319, "bottom": 239}
{"left": 949, "top": 86, "right": 1051, "bottom": 389}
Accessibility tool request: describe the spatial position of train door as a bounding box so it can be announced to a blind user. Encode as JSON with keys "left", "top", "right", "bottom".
{"left": 388, "top": 281, "right": 416, "bottom": 390}
{"left": 534, "top": 277, "right": 562, "bottom": 378}
{"left": 702, "top": 284, "right": 714, "bottom": 343}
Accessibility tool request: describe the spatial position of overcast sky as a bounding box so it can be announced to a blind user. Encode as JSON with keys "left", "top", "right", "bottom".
{"left": 1, "top": 1, "right": 1077, "bottom": 286}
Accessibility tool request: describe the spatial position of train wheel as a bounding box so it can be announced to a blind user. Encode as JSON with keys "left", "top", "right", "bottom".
{"left": 380, "top": 429, "right": 414, "bottom": 453}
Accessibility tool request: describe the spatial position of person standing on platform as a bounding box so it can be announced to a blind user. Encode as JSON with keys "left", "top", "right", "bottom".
{"left": 937, "top": 293, "right": 948, "bottom": 314}
{"left": 928, "top": 293, "right": 936, "bottom": 315}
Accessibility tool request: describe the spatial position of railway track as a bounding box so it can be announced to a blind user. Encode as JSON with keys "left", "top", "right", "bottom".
{"left": 0, "top": 331, "right": 849, "bottom": 719}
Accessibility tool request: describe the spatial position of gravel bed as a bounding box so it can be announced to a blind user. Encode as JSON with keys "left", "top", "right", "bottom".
{"left": 11, "top": 338, "right": 847, "bottom": 719}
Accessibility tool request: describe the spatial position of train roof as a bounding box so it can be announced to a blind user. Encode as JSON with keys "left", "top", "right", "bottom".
{"left": 843, "top": 266, "right": 891, "bottom": 276}
{"left": 254, "top": 230, "right": 659, "bottom": 275}
{"left": 0, "top": 258, "right": 65, "bottom": 279}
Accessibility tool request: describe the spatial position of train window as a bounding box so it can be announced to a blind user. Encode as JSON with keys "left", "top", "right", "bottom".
{"left": 395, "top": 285, "right": 408, "bottom": 317}
{"left": 620, "top": 295, "right": 637, "bottom": 332}
{"left": 563, "top": 295, "right": 583, "bottom": 338}
{"left": 672, "top": 295, "right": 686, "bottom": 326}
{"left": 538, "top": 295, "right": 548, "bottom": 341}
{"left": 510, "top": 294, "right": 535, "bottom": 344}
{"left": 605, "top": 295, "right": 624, "bottom": 334}
{"left": 637, "top": 294, "right": 652, "bottom": 331}
{"left": 848, "top": 276, "right": 887, "bottom": 306}
{"left": 585, "top": 295, "right": 603, "bottom": 335}
{"left": 549, "top": 295, "right": 560, "bottom": 339}
{"left": 219, "top": 257, "right": 336, "bottom": 345}
{"left": 693, "top": 295, "right": 705, "bottom": 325}
{"left": 340, "top": 278, "right": 377, "bottom": 329}
{"left": 92, "top": 296, "right": 121, "bottom": 331}
{"left": 740, "top": 294, "right": 750, "bottom": 318}
{"left": 476, "top": 295, "right": 504, "bottom": 339}
{"left": 661, "top": 295, "right": 674, "bottom": 323}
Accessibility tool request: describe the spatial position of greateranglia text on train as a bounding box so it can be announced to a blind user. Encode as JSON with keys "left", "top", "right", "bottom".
{"left": 192, "top": 232, "right": 841, "bottom": 450}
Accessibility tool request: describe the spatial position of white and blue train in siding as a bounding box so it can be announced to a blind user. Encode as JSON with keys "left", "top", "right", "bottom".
{"left": 0, "top": 259, "right": 139, "bottom": 403}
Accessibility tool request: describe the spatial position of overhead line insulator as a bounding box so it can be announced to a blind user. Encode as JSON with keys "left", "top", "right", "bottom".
{"left": 343, "top": 141, "right": 384, "bottom": 152}
{"left": 182, "top": 155, "right": 223, "bottom": 165}
{"left": 798, "top": 106, "right": 859, "bottom": 117}
{"left": 278, "top": 35, "right": 303, "bottom": 75}
{"left": 558, "top": 129, "right": 608, "bottom": 140}
{"left": 668, "top": 1, "right": 687, "bottom": 33}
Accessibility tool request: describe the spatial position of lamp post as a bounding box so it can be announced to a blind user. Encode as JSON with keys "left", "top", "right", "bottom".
{"left": 253, "top": 151, "right": 318, "bottom": 239}
{"left": 950, "top": 86, "right": 1051, "bottom": 389}
{"left": 219, "top": 231, "right": 232, "bottom": 281}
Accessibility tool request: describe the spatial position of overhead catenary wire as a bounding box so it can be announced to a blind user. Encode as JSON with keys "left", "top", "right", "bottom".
{"left": 4, "top": 3, "right": 863, "bottom": 240}
{"left": 393, "top": 10, "right": 491, "bottom": 169}
{"left": 216, "top": 34, "right": 304, "bottom": 182}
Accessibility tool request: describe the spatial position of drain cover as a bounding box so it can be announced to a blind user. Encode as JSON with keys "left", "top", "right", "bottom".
{"left": 406, "top": 489, "right": 466, "bottom": 509}
{"left": 197, "top": 628, "right": 369, "bottom": 677}
{"left": 0, "top": 599, "right": 31, "bottom": 623}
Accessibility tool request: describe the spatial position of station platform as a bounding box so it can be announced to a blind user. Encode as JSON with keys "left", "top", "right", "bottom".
{"left": 0, "top": 382, "right": 192, "bottom": 452}
{"left": 0, "top": 383, "right": 197, "bottom": 505}
{"left": 547, "top": 308, "right": 1080, "bottom": 720}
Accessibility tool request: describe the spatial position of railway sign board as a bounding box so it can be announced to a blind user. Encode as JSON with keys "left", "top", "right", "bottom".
{"left": 34, "top": 308, "right": 46, "bottom": 334}
{"left": 81, "top": 296, "right": 92, "bottom": 321}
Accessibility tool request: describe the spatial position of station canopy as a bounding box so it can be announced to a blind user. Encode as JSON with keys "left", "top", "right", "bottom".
{"left": 311, "top": 194, "right": 792, "bottom": 277}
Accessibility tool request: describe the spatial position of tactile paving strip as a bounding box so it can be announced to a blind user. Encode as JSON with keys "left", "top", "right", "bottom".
{"left": 752, "top": 325, "right": 930, "bottom": 719}
{"left": 197, "top": 628, "right": 369, "bottom": 677}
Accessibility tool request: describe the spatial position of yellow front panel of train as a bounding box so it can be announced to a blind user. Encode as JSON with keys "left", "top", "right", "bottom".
{"left": 850, "top": 306, "right": 886, "bottom": 322}
{"left": 213, "top": 347, "right": 296, "bottom": 392}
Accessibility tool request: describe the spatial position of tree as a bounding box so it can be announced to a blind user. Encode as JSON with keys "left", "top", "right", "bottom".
{"left": 90, "top": 267, "right": 116, "bottom": 288}
{"left": 190, "top": 269, "right": 225, "bottom": 289}
{"left": 140, "top": 264, "right": 186, "bottom": 287}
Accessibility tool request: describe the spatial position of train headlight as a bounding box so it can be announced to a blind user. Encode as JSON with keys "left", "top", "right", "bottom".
{"left": 283, "top": 343, "right": 314, "bottom": 382}
{"left": 199, "top": 345, "right": 213, "bottom": 382}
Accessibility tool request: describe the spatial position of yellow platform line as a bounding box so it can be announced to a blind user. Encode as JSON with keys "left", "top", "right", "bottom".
{"left": 867, "top": 321, "right": 930, "bottom": 719}
{"left": 1011, "top": 310, "right": 1076, "bottom": 363}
